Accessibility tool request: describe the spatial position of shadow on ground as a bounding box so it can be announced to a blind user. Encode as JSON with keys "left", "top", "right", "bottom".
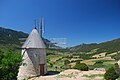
{"left": 45, "top": 71, "right": 60, "bottom": 76}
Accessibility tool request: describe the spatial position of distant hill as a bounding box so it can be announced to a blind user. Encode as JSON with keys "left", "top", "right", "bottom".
{"left": 70, "top": 38, "right": 120, "bottom": 53}
{"left": 0, "top": 27, "right": 28, "bottom": 45}
{"left": 0, "top": 27, "right": 28, "bottom": 51}
{"left": 0, "top": 27, "right": 58, "bottom": 51}
{"left": 1, "top": 27, "right": 120, "bottom": 54}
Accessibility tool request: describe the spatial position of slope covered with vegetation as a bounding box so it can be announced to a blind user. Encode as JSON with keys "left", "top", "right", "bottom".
{"left": 0, "top": 27, "right": 28, "bottom": 45}
{"left": 70, "top": 38, "right": 120, "bottom": 53}
{"left": 0, "top": 27, "right": 29, "bottom": 51}
{"left": 0, "top": 27, "right": 58, "bottom": 51}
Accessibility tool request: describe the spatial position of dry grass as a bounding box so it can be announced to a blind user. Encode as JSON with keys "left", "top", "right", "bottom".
{"left": 81, "top": 59, "right": 95, "bottom": 65}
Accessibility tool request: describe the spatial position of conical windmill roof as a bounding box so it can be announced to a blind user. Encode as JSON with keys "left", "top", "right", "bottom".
{"left": 22, "top": 28, "right": 46, "bottom": 48}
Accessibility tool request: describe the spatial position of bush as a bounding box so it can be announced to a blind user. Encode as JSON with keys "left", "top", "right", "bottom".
{"left": 114, "top": 63, "right": 119, "bottom": 70}
{"left": 64, "top": 60, "right": 70, "bottom": 65}
{"left": 0, "top": 49, "right": 22, "bottom": 80}
{"left": 114, "top": 63, "right": 120, "bottom": 74}
{"left": 0, "top": 49, "right": 4, "bottom": 64}
{"left": 64, "top": 60, "right": 70, "bottom": 69}
{"left": 73, "top": 63, "right": 89, "bottom": 71}
{"left": 104, "top": 67, "right": 119, "bottom": 80}
{"left": 49, "top": 63, "right": 53, "bottom": 67}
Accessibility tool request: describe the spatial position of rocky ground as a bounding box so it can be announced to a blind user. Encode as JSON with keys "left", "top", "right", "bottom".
{"left": 29, "top": 69, "right": 105, "bottom": 80}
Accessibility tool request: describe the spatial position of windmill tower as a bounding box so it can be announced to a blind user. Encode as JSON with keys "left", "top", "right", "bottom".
{"left": 17, "top": 20, "right": 47, "bottom": 80}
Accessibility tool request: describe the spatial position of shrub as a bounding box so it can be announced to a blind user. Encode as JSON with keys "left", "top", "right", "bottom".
{"left": 114, "top": 63, "right": 119, "bottom": 70}
{"left": 0, "top": 49, "right": 22, "bottom": 80}
{"left": 0, "top": 49, "right": 4, "bottom": 64}
{"left": 64, "top": 60, "right": 70, "bottom": 65}
{"left": 49, "top": 63, "right": 53, "bottom": 67}
{"left": 73, "top": 63, "right": 89, "bottom": 71}
{"left": 114, "top": 63, "right": 120, "bottom": 74}
{"left": 104, "top": 67, "right": 119, "bottom": 80}
{"left": 64, "top": 60, "right": 70, "bottom": 69}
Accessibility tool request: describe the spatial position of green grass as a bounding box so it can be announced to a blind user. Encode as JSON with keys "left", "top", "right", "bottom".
{"left": 47, "top": 54, "right": 65, "bottom": 72}
{"left": 93, "top": 59, "right": 114, "bottom": 63}
{"left": 48, "top": 55, "right": 62, "bottom": 59}
{"left": 88, "top": 64, "right": 114, "bottom": 70}
{"left": 88, "top": 59, "right": 116, "bottom": 70}
{"left": 47, "top": 52, "right": 116, "bottom": 72}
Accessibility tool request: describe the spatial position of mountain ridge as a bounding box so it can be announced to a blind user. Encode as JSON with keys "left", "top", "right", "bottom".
{"left": 0, "top": 27, "right": 58, "bottom": 51}
{"left": 1, "top": 27, "right": 120, "bottom": 53}
{"left": 70, "top": 38, "right": 120, "bottom": 53}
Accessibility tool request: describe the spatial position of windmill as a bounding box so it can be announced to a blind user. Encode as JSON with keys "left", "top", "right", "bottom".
{"left": 17, "top": 19, "right": 47, "bottom": 80}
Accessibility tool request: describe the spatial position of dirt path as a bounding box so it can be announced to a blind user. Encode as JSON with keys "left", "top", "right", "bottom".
{"left": 29, "top": 69, "right": 105, "bottom": 80}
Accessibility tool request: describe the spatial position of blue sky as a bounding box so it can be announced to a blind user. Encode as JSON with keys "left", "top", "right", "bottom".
{"left": 0, "top": 0, "right": 120, "bottom": 47}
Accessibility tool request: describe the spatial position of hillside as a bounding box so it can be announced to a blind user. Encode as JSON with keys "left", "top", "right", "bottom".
{"left": 70, "top": 38, "right": 120, "bottom": 53}
{"left": 0, "top": 27, "right": 28, "bottom": 51}
{"left": 1, "top": 26, "right": 120, "bottom": 54}
{"left": 0, "top": 27, "right": 61, "bottom": 51}
{"left": 0, "top": 27, "right": 28, "bottom": 45}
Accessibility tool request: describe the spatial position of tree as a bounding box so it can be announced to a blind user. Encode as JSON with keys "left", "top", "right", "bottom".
{"left": 73, "top": 63, "right": 89, "bottom": 71}
{"left": 114, "top": 63, "right": 120, "bottom": 74}
{"left": 0, "top": 49, "right": 22, "bottom": 80}
{"left": 64, "top": 60, "right": 70, "bottom": 65}
{"left": 0, "top": 49, "right": 4, "bottom": 77}
{"left": 0, "top": 49, "right": 4, "bottom": 64}
{"left": 104, "top": 67, "right": 119, "bottom": 80}
{"left": 49, "top": 63, "right": 53, "bottom": 67}
{"left": 64, "top": 60, "right": 70, "bottom": 69}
